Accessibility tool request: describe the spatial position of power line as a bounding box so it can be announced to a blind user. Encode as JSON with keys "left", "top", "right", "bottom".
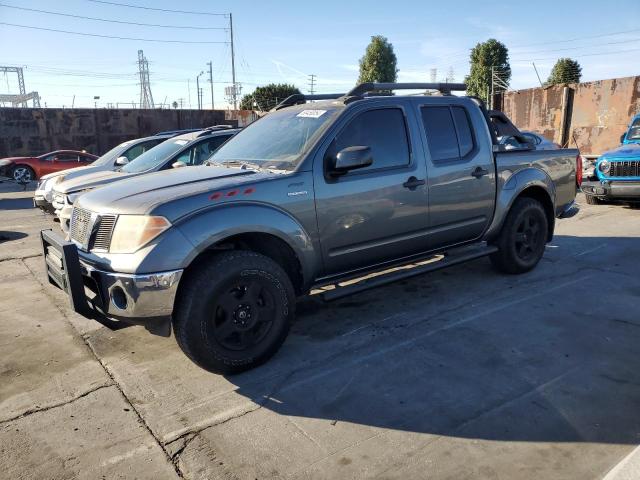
{"left": 0, "top": 3, "right": 227, "bottom": 30}
{"left": 87, "top": 0, "right": 228, "bottom": 16}
{"left": 514, "top": 47, "right": 640, "bottom": 62}
{"left": 514, "top": 37, "right": 640, "bottom": 56}
{"left": 0, "top": 22, "right": 230, "bottom": 44}
{"left": 443, "top": 27, "right": 640, "bottom": 60}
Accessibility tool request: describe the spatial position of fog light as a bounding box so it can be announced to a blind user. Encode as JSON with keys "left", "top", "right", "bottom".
{"left": 110, "top": 286, "right": 128, "bottom": 310}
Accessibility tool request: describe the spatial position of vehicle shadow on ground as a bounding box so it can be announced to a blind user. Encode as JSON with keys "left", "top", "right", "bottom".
{"left": 225, "top": 234, "right": 640, "bottom": 445}
{"left": 0, "top": 231, "right": 28, "bottom": 243}
{"left": 0, "top": 197, "right": 35, "bottom": 210}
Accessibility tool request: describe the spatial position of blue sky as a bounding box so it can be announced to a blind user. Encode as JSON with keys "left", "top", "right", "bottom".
{"left": 1, "top": 0, "right": 639, "bottom": 108}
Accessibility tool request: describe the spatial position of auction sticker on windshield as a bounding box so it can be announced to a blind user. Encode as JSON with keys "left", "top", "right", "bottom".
{"left": 174, "top": 140, "right": 189, "bottom": 145}
{"left": 296, "top": 110, "right": 327, "bottom": 118}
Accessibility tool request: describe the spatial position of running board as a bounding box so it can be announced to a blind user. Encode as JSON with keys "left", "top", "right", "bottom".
{"left": 319, "top": 244, "right": 498, "bottom": 302}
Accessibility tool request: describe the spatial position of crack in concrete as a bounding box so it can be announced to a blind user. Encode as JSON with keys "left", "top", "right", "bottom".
{"left": 21, "top": 258, "right": 185, "bottom": 479}
{"left": 0, "top": 253, "right": 42, "bottom": 263}
{"left": 167, "top": 369, "right": 298, "bottom": 467}
{"left": 0, "top": 383, "right": 112, "bottom": 425}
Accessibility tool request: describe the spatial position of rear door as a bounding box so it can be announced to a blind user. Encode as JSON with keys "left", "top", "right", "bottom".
{"left": 419, "top": 102, "right": 496, "bottom": 248}
{"left": 313, "top": 102, "right": 429, "bottom": 276}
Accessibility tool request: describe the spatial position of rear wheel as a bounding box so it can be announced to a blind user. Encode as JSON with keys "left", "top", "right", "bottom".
{"left": 173, "top": 251, "right": 295, "bottom": 374}
{"left": 490, "top": 197, "right": 548, "bottom": 274}
{"left": 11, "top": 165, "right": 35, "bottom": 183}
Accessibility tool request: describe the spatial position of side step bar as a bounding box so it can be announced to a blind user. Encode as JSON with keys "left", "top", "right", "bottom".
{"left": 320, "top": 244, "right": 498, "bottom": 302}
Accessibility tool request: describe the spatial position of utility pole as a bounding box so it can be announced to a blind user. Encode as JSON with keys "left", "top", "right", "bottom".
{"left": 532, "top": 62, "right": 544, "bottom": 87}
{"left": 196, "top": 71, "right": 204, "bottom": 110}
{"left": 490, "top": 66, "right": 494, "bottom": 110}
{"left": 229, "top": 13, "right": 237, "bottom": 109}
{"left": 308, "top": 74, "right": 316, "bottom": 95}
{"left": 207, "top": 61, "right": 214, "bottom": 109}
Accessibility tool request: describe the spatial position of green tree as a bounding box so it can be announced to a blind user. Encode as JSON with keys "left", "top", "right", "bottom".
{"left": 239, "top": 83, "right": 301, "bottom": 111}
{"left": 465, "top": 38, "right": 511, "bottom": 105}
{"left": 357, "top": 35, "right": 398, "bottom": 85}
{"left": 546, "top": 58, "right": 582, "bottom": 85}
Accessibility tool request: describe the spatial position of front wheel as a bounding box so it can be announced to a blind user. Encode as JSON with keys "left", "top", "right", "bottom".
{"left": 173, "top": 251, "right": 295, "bottom": 374}
{"left": 11, "top": 165, "right": 35, "bottom": 183}
{"left": 490, "top": 197, "right": 548, "bottom": 274}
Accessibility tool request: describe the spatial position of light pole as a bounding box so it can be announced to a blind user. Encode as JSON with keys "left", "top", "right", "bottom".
{"left": 196, "top": 71, "right": 204, "bottom": 110}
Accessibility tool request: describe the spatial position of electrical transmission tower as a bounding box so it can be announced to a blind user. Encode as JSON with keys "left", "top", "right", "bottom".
{"left": 0, "top": 66, "right": 40, "bottom": 107}
{"left": 137, "top": 50, "right": 154, "bottom": 109}
{"left": 446, "top": 67, "right": 455, "bottom": 83}
{"left": 308, "top": 74, "right": 316, "bottom": 95}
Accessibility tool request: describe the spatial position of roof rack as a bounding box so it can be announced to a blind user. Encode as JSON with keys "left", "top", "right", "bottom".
{"left": 205, "top": 124, "right": 235, "bottom": 130}
{"left": 347, "top": 82, "right": 467, "bottom": 97}
{"left": 274, "top": 93, "right": 345, "bottom": 110}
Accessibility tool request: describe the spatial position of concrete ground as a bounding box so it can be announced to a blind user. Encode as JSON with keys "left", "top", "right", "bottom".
{"left": 1, "top": 180, "right": 640, "bottom": 480}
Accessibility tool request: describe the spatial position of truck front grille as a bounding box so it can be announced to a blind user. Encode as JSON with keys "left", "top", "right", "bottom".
{"left": 70, "top": 207, "right": 93, "bottom": 247}
{"left": 70, "top": 207, "right": 117, "bottom": 251}
{"left": 610, "top": 160, "right": 640, "bottom": 177}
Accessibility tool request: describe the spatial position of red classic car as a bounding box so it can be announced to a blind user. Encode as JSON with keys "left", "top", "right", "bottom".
{"left": 0, "top": 150, "right": 98, "bottom": 182}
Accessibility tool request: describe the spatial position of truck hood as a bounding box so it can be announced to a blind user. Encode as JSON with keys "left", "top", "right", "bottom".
{"left": 40, "top": 163, "right": 112, "bottom": 183}
{"left": 76, "top": 165, "right": 282, "bottom": 218}
{"left": 55, "top": 169, "right": 134, "bottom": 194}
{"left": 600, "top": 143, "right": 640, "bottom": 160}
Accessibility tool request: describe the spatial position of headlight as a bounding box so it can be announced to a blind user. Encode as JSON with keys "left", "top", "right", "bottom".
{"left": 109, "top": 215, "right": 171, "bottom": 254}
{"left": 598, "top": 159, "right": 610, "bottom": 174}
{"left": 0, "top": 159, "right": 11, "bottom": 167}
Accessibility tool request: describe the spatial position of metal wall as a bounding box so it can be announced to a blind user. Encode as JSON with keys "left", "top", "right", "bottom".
{"left": 501, "top": 75, "right": 640, "bottom": 155}
{"left": 0, "top": 108, "right": 257, "bottom": 157}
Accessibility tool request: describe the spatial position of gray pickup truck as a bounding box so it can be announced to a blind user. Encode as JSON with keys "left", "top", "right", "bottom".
{"left": 42, "top": 82, "right": 579, "bottom": 373}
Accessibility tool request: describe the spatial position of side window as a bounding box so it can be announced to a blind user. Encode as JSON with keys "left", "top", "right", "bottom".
{"left": 193, "top": 136, "right": 232, "bottom": 165}
{"left": 420, "top": 107, "right": 459, "bottom": 161}
{"left": 56, "top": 153, "right": 80, "bottom": 162}
{"left": 451, "top": 107, "right": 474, "bottom": 156}
{"left": 124, "top": 144, "right": 144, "bottom": 161}
{"left": 421, "top": 106, "right": 475, "bottom": 162}
{"left": 173, "top": 148, "right": 193, "bottom": 165}
{"left": 334, "top": 108, "right": 410, "bottom": 172}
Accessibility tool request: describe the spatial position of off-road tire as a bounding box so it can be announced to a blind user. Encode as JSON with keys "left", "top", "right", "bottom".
{"left": 490, "top": 197, "right": 548, "bottom": 274}
{"left": 173, "top": 250, "right": 295, "bottom": 374}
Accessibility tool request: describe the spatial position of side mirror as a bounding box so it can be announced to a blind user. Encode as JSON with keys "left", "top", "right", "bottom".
{"left": 621, "top": 133, "right": 627, "bottom": 143}
{"left": 115, "top": 156, "right": 129, "bottom": 166}
{"left": 332, "top": 146, "right": 373, "bottom": 174}
{"left": 172, "top": 161, "right": 187, "bottom": 169}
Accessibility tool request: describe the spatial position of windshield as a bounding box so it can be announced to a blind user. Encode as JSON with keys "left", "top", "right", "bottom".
{"left": 209, "top": 105, "right": 342, "bottom": 170}
{"left": 121, "top": 138, "right": 188, "bottom": 173}
{"left": 627, "top": 119, "right": 640, "bottom": 141}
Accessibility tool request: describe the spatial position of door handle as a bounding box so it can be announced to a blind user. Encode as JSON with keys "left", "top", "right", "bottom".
{"left": 402, "top": 176, "right": 426, "bottom": 190}
{"left": 471, "top": 166, "right": 489, "bottom": 179}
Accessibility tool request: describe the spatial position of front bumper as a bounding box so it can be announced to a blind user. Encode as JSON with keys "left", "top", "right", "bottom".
{"left": 582, "top": 180, "right": 640, "bottom": 200}
{"left": 33, "top": 195, "right": 55, "bottom": 214}
{"left": 41, "top": 229, "right": 183, "bottom": 331}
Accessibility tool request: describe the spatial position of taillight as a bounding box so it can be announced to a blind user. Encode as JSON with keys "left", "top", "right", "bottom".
{"left": 576, "top": 155, "right": 583, "bottom": 187}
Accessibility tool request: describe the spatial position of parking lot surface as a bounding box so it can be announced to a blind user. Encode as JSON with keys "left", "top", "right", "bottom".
{"left": 1, "top": 180, "right": 640, "bottom": 479}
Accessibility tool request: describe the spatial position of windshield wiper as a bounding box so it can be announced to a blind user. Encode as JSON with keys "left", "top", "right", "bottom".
{"left": 215, "top": 159, "right": 263, "bottom": 171}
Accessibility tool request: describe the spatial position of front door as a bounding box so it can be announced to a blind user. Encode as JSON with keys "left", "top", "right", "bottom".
{"left": 314, "top": 105, "right": 429, "bottom": 276}
{"left": 419, "top": 104, "right": 496, "bottom": 249}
